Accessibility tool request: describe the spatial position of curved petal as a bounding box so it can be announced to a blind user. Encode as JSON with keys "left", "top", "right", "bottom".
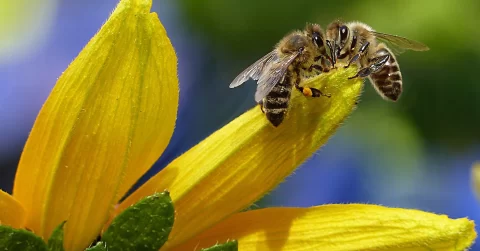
{"left": 0, "top": 190, "right": 26, "bottom": 228}
{"left": 172, "top": 204, "right": 476, "bottom": 251}
{"left": 119, "top": 67, "right": 364, "bottom": 248}
{"left": 13, "top": 0, "right": 178, "bottom": 249}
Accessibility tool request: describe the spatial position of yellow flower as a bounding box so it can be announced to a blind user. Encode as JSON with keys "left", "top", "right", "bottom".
{"left": 0, "top": 0, "right": 476, "bottom": 250}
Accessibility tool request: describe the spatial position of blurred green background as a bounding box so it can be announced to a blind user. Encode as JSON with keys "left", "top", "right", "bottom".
{"left": 178, "top": 0, "right": 480, "bottom": 146}
{"left": 1, "top": 0, "right": 479, "bottom": 249}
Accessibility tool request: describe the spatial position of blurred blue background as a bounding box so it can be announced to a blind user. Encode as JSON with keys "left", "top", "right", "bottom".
{"left": 1, "top": 0, "right": 479, "bottom": 248}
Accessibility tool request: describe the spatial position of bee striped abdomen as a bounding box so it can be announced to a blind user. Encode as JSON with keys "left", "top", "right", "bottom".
{"left": 263, "top": 80, "right": 292, "bottom": 127}
{"left": 369, "top": 47, "right": 403, "bottom": 101}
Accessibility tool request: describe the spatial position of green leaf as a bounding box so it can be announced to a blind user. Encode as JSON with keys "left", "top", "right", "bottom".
{"left": 102, "top": 191, "right": 174, "bottom": 251}
{"left": 47, "top": 221, "right": 66, "bottom": 251}
{"left": 0, "top": 225, "right": 48, "bottom": 251}
{"left": 200, "top": 240, "right": 238, "bottom": 251}
{"left": 85, "top": 242, "right": 107, "bottom": 251}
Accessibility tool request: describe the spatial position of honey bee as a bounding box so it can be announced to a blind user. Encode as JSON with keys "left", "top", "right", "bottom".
{"left": 229, "top": 23, "right": 333, "bottom": 127}
{"left": 325, "top": 21, "right": 429, "bottom": 101}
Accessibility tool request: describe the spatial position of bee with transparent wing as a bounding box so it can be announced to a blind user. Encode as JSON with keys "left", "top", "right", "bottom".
{"left": 230, "top": 23, "right": 333, "bottom": 126}
{"left": 326, "top": 21, "right": 429, "bottom": 101}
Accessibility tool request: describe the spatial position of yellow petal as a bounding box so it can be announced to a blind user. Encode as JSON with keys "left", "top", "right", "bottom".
{"left": 0, "top": 190, "right": 26, "bottom": 228}
{"left": 119, "top": 66, "right": 363, "bottom": 248}
{"left": 471, "top": 162, "right": 480, "bottom": 200}
{"left": 13, "top": 0, "right": 178, "bottom": 249}
{"left": 172, "top": 204, "right": 476, "bottom": 251}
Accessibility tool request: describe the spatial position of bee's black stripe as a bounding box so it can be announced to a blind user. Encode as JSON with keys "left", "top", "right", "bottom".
{"left": 379, "top": 81, "right": 402, "bottom": 101}
{"left": 389, "top": 73, "right": 401, "bottom": 81}
{"left": 265, "top": 81, "right": 292, "bottom": 99}
{"left": 264, "top": 97, "right": 289, "bottom": 109}
{"left": 265, "top": 110, "right": 286, "bottom": 127}
{"left": 371, "top": 63, "right": 402, "bottom": 101}
{"left": 375, "top": 69, "right": 389, "bottom": 80}
{"left": 262, "top": 76, "right": 293, "bottom": 127}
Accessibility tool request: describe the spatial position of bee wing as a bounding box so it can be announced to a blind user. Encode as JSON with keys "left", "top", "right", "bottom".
{"left": 371, "top": 31, "right": 430, "bottom": 55}
{"left": 229, "top": 50, "right": 277, "bottom": 88}
{"left": 254, "top": 52, "right": 299, "bottom": 103}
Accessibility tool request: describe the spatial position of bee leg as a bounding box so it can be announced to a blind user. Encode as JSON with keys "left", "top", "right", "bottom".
{"left": 326, "top": 40, "right": 337, "bottom": 68}
{"left": 344, "top": 41, "right": 370, "bottom": 68}
{"left": 295, "top": 67, "right": 331, "bottom": 98}
{"left": 326, "top": 56, "right": 335, "bottom": 68}
{"left": 294, "top": 77, "right": 330, "bottom": 98}
{"left": 296, "top": 85, "right": 330, "bottom": 97}
{"left": 310, "top": 88, "right": 331, "bottom": 98}
{"left": 344, "top": 54, "right": 360, "bottom": 69}
{"left": 348, "top": 54, "right": 389, "bottom": 79}
{"left": 314, "top": 55, "right": 334, "bottom": 70}
{"left": 308, "top": 64, "right": 329, "bottom": 73}
{"left": 258, "top": 100, "right": 265, "bottom": 113}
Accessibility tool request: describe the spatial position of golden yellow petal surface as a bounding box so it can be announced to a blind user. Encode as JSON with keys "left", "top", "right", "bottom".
{"left": 119, "top": 66, "right": 363, "bottom": 248}
{"left": 13, "top": 0, "right": 178, "bottom": 249}
{"left": 0, "top": 190, "right": 26, "bottom": 228}
{"left": 173, "top": 204, "right": 476, "bottom": 251}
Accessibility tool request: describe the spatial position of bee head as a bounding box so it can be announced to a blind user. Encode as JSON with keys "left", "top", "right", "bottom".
{"left": 305, "top": 23, "right": 325, "bottom": 49}
{"left": 281, "top": 34, "right": 309, "bottom": 55}
{"left": 326, "top": 20, "right": 348, "bottom": 65}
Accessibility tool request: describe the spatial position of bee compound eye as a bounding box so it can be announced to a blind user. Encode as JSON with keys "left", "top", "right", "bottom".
{"left": 339, "top": 25, "right": 349, "bottom": 42}
{"left": 313, "top": 33, "right": 324, "bottom": 47}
